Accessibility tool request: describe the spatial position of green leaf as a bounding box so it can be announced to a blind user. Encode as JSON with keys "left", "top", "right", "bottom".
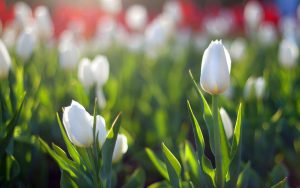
{"left": 60, "top": 170, "right": 79, "bottom": 188}
{"left": 122, "top": 168, "right": 146, "bottom": 188}
{"left": 56, "top": 113, "right": 80, "bottom": 164}
{"left": 230, "top": 103, "right": 243, "bottom": 159}
{"left": 6, "top": 154, "right": 20, "bottom": 181}
{"left": 187, "top": 100, "right": 214, "bottom": 185}
{"left": 0, "top": 92, "right": 26, "bottom": 152}
{"left": 161, "top": 143, "right": 181, "bottom": 188}
{"left": 101, "top": 113, "right": 122, "bottom": 188}
{"left": 237, "top": 162, "right": 250, "bottom": 188}
{"left": 147, "top": 181, "right": 172, "bottom": 188}
{"left": 270, "top": 177, "right": 287, "bottom": 188}
{"left": 145, "top": 148, "right": 169, "bottom": 180}
{"left": 189, "top": 70, "right": 215, "bottom": 154}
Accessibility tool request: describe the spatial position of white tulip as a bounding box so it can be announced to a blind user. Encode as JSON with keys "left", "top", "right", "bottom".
{"left": 258, "top": 22, "right": 277, "bottom": 47}
{"left": 255, "top": 77, "right": 265, "bottom": 99}
{"left": 34, "top": 5, "right": 53, "bottom": 40}
{"left": 244, "top": 1, "right": 263, "bottom": 31}
{"left": 244, "top": 77, "right": 255, "bottom": 100}
{"left": 200, "top": 40, "right": 231, "bottom": 95}
{"left": 94, "top": 17, "right": 117, "bottom": 51}
{"left": 16, "top": 27, "right": 36, "bottom": 61}
{"left": 96, "top": 87, "right": 107, "bottom": 109}
{"left": 2, "top": 23, "right": 17, "bottom": 49}
{"left": 91, "top": 55, "right": 109, "bottom": 87}
{"left": 193, "top": 33, "right": 209, "bottom": 52}
{"left": 204, "top": 12, "right": 233, "bottom": 37}
{"left": 78, "top": 58, "right": 94, "bottom": 89}
{"left": 14, "top": 2, "right": 32, "bottom": 30}
{"left": 220, "top": 107, "right": 233, "bottom": 139}
{"left": 163, "top": 0, "right": 182, "bottom": 23}
{"left": 63, "top": 100, "right": 94, "bottom": 147}
{"left": 95, "top": 115, "right": 107, "bottom": 148}
{"left": 58, "top": 33, "right": 79, "bottom": 70}
{"left": 63, "top": 100, "right": 108, "bottom": 147}
{"left": 279, "top": 38, "right": 299, "bottom": 68}
{"left": 112, "top": 134, "right": 128, "bottom": 163}
{"left": 230, "top": 38, "right": 246, "bottom": 62}
{"left": 125, "top": 5, "right": 148, "bottom": 31}
{"left": 99, "top": 0, "right": 122, "bottom": 15}
{"left": 0, "top": 40, "right": 12, "bottom": 79}
{"left": 244, "top": 76, "right": 265, "bottom": 100}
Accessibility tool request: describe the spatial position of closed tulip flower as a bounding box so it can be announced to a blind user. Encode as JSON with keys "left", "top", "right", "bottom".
{"left": 16, "top": 27, "right": 36, "bottom": 61}
{"left": 34, "top": 6, "right": 53, "bottom": 40}
{"left": 112, "top": 134, "right": 128, "bottom": 163}
{"left": 0, "top": 40, "right": 12, "bottom": 79}
{"left": 258, "top": 22, "right": 277, "bottom": 47}
{"left": 279, "top": 38, "right": 299, "bottom": 68}
{"left": 220, "top": 107, "right": 233, "bottom": 139}
{"left": 59, "top": 38, "right": 79, "bottom": 70}
{"left": 78, "top": 58, "right": 94, "bottom": 89}
{"left": 230, "top": 38, "right": 246, "bottom": 62}
{"left": 91, "top": 55, "right": 109, "bottom": 87}
{"left": 14, "top": 2, "right": 32, "bottom": 30}
{"left": 200, "top": 40, "right": 231, "bottom": 95}
{"left": 63, "top": 100, "right": 94, "bottom": 147}
{"left": 125, "top": 5, "right": 148, "bottom": 31}
{"left": 63, "top": 100, "right": 108, "bottom": 147}
{"left": 244, "top": 76, "right": 265, "bottom": 100}
{"left": 244, "top": 1, "right": 263, "bottom": 31}
{"left": 255, "top": 77, "right": 265, "bottom": 99}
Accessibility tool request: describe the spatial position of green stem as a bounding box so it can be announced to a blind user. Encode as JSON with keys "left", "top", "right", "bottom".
{"left": 212, "top": 95, "right": 223, "bottom": 188}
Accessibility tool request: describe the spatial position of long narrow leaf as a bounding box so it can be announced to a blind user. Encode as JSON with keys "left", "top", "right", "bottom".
{"left": 145, "top": 148, "right": 169, "bottom": 180}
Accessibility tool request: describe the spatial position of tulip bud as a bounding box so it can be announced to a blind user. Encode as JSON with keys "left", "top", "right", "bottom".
{"left": 230, "top": 38, "right": 246, "bottom": 62}
{"left": 257, "top": 22, "right": 277, "bottom": 47}
{"left": 163, "top": 0, "right": 182, "bottom": 24}
{"left": 14, "top": 2, "right": 33, "bottom": 30}
{"left": 244, "top": 76, "right": 265, "bottom": 100}
{"left": 91, "top": 55, "right": 109, "bottom": 87}
{"left": 255, "top": 77, "right": 265, "bottom": 99}
{"left": 16, "top": 27, "right": 36, "bottom": 61}
{"left": 125, "top": 5, "right": 148, "bottom": 31}
{"left": 112, "top": 134, "right": 128, "bottom": 163}
{"left": 99, "top": 0, "right": 122, "bottom": 15}
{"left": 200, "top": 40, "right": 231, "bottom": 95}
{"left": 58, "top": 35, "right": 80, "bottom": 70}
{"left": 278, "top": 38, "right": 299, "bottom": 68}
{"left": 63, "top": 100, "right": 108, "bottom": 147}
{"left": 78, "top": 58, "right": 94, "bottom": 89}
{"left": 34, "top": 6, "right": 53, "bottom": 40}
{"left": 244, "top": 1, "right": 263, "bottom": 31}
{"left": 2, "top": 23, "right": 17, "bottom": 49}
{"left": 63, "top": 100, "right": 94, "bottom": 147}
{"left": 220, "top": 107, "right": 233, "bottom": 139}
{"left": 0, "top": 40, "right": 12, "bottom": 79}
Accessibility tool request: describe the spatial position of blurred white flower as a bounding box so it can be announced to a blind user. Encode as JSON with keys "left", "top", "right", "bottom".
{"left": 204, "top": 12, "right": 233, "bottom": 38}
{"left": 112, "top": 134, "right": 128, "bottom": 163}
{"left": 126, "top": 33, "right": 144, "bottom": 53}
{"left": 2, "top": 23, "right": 17, "bottom": 49}
{"left": 244, "top": 76, "right": 266, "bottom": 100}
{"left": 279, "top": 17, "right": 297, "bottom": 41}
{"left": 14, "top": 1, "right": 33, "bottom": 30}
{"left": 193, "top": 33, "right": 209, "bottom": 52}
{"left": 94, "top": 17, "right": 118, "bottom": 51}
{"left": 244, "top": 1, "right": 263, "bottom": 32}
{"left": 63, "top": 100, "right": 107, "bottom": 147}
{"left": 230, "top": 38, "right": 246, "bottom": 62}
{"left": 58, "top": 31, "right": 79, "bottom": 70}
{"left": 0, "top": 40, "right": 12, "bottom": 79}
{"left": 78, "top": 58, "right": 94, "bottom": 89}
{"left": 163, "top": 0, "right": 182, "bottom": 24}
{"left": 220, "top": 107, "right": 233, "bottom": 139}
{"left": 99, "top": 0, "right": 122, "bottom": 15}
{"left": 258, "top": 22, "right": 277, "bottom": 47}
{"left": 91, "top": 55, "right": 109, "bottom": 87}
{"left": 96, "top": 87, "right": 107, "bottom": 109}
{"left": 200, "top": 40, "right": 231, "bottom": 95}
{"left": 255, "top": 77, "right": 265, "bottom": 99}
{"left": 278, "top": 38, "right": 299, "bottom": 68}
{"left": 125, "top": 5, "right": 148, "bottom": 31}
{"left": 34, "top": 5, "right": 53, "bottom": 40}
{"left": 16, "top": 27, "right": 37, "bottom": 61}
